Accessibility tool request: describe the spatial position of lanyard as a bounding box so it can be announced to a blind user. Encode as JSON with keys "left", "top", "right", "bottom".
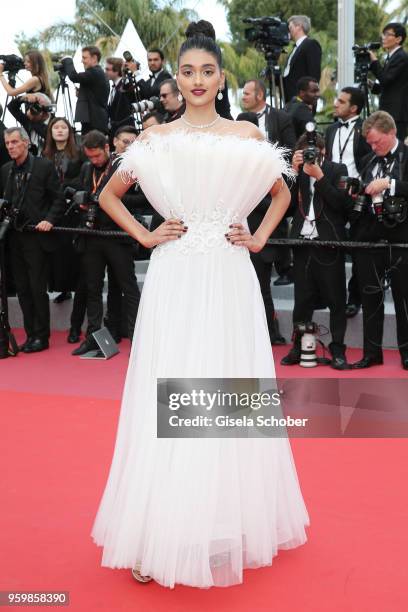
{"left": 92, "top": 159, "right": 112, "bottom": 195}
{"left": 337, "top": 122, "right": 356, "bottom": 162}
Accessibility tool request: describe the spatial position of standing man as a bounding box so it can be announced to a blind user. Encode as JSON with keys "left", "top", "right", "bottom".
{"left": 62, "top": 46, "right": 110, "bottom": 135}
{"left": 285, "top": 77, "right": 320, "bottom": 139}
{"left": 138, "top": 49, "right": 173, "bottom": 100}
{"left": 281, "top": 134, "right": 352, "bottom": 370}
{"left": 240, "top": 79, "right": 296, "bottom": 344}
{"left": 0, "top": 127, "right": 65, "bottom": 352}
{"left": 283, "top": 15, "right": 322, "bottom": 103}
{"left": 369, "top": 23, "right": 408, "bottom": 141}
{"left": 105, "top": 57, "right": 135, "bottom": 147}
{"left": 159, "top": 80, "right": 185, "bottom": 123}
{"left": 350, "top": 111, "right": 408, "bottom": 370}
{"left": 325, "top": 86, "right": 372, "bottom": 318}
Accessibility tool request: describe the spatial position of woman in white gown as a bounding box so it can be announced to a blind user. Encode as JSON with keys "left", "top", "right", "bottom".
{"left": 91, "top": 34, "right": 309, "bottom": 589}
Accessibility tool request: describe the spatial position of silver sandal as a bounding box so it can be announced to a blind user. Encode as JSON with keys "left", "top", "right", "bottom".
{"left": 131, "top": 564, "right": 153, "bottom": 583}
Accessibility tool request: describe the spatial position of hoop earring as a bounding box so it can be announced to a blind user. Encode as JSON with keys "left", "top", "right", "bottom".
{"left": 217, "top": 89, "right": 223, "bottom": 100}
{"left": 177, "top": 93, "right": 183, "bottom": 102}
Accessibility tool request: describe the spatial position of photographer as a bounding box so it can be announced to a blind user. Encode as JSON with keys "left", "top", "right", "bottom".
{"left": 0, "top": 127, "right": 65, "bottom": 353}
{"left": 0, "top": 50, "right": 52, "bottom": 99}
{"left": 7, "top": 93, "right": 53, "bottom": 156}
{"left": 325, "top": 86, "right": 372, "bottom": 318}
{"left": 369, "top": 23, "right": 408, "bottom": 140}
{"left": 137, "top": 48, "right": 172, "bottom": 100}
{"left": 159, "top": 79, "right": 185, "bottom": 123}
{"left": 61, "top": 46, "right": 109, "bottom": 135}
{"left": 350, "top": 111, "right": 408, "bottom": 370}
{"left": 285, "top": 76, "right": 320, "bottom": 139}
{"left": 71, "top": 130, "right": 140, "bottom": 356}
{"left": 283, "top": 15, "right": 322, "bottom": 103}
{"left": 105, "top": 57, "right": 135, "bottom": 146}
{"left": 281, "top": 130, "right": 352, "bottom": 370}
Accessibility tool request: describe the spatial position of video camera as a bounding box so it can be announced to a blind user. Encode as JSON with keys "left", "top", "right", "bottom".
{"left": 64, "top": 188, "right": 99, "bottom": 230}
{"left": 50, "top": 54, "right": 66, "bottom": 76}
{"left": 352, "top": 42, "right": 381, "bottom": 83}
{"left": 0, "top": 199, "right": 19, "bottom": 241}
{"left": 243, "top": 16, "right": 289, "bottom": 57}
{"left": 303, "top": 122, "right": 321, "bottom": 164}
{"left": 0, "top": 54, "right": 25, "bottom": 74}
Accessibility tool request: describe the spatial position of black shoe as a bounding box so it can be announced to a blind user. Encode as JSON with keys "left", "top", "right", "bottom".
{"left": 329, "top": 342, "right": 351, "bottom": 370}
{"left": 280, "top": 349, "right": 301, "bottom": 365}
{"left": 18, "top": 336, "right": 34, "bottom": 351}
{"left": 67, "top": 328, "right": 81, "bottom": 344}
{"left": 54, "top": 292, "right": 72, "bottom": 304}
{"left": 271, "top": 335, "right": 286, "bottom": 345}
{"left": 351, "top": 356, "right": 383, "bottom": 369}
{"left": 346, "top": 303, "right": 360, "bottom": 318}
{"left": 273, "top": 274, "right": 293, "bottom": 286}
{"left": 23, "top": 338, "right": 49, "bottom": 353}
{"left": 71, "top": 338, "right": 97, "bottom": 356}
{"left": 401, "top": 356, "right": 408, "bottom": 370}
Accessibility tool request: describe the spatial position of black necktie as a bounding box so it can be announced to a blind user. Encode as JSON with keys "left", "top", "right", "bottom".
{"left": 257, "top": 110, "right": 266, "bottom": 119}
{"left": 339, "top": 121, "right": 349, "bottom": 128}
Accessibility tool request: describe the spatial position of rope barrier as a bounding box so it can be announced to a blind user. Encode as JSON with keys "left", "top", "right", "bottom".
{"left": 24, "top": 225, "right": 408, "bottom": 249}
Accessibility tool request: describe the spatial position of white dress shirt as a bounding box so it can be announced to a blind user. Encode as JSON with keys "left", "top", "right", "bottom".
{"left": 256, "top": 105, "right": 267, "bottom": 137}
{"left": 300, "top": 177, "right": 319, "bottom": 239}
{"left": 332, "top": 116, "right": 359, "bottom": 177}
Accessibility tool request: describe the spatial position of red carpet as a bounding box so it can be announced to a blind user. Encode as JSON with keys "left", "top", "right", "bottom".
{"left": 1, "top": 331, "right": 407, "bottom": 611}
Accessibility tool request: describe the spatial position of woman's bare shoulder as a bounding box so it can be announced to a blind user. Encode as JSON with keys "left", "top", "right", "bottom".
{"left": 137, "top": 123, "right": 180, "bottom": 141}
{"left": 219, "top": 119, "right": 265, "bottom": 142}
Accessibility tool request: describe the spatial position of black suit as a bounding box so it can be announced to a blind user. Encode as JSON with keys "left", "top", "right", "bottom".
{"left": 289, "top": 160, "right": 350, "bottom": 346}
{"left": 283, "top": 38, "right": 322, "bottom": 102}
{"left": 107, "top": 78, "right": 135, "bottom": 144}
{"left": 61, "top": 59, "right": 110, "bottom": 134}
{"left": 370, "top": 47, "right": 408, "bottom": 140}
{"left": 325, "top": 117, "right": 372, "bottom": 306}
{"left": 351, "top": 142, "right": 408, "bottom": 360}
{"left": 284, "top": 97, "right": 315, "bottom": 139}
{"left": 138, "top": 69, "right": 173, "bottom": 99}
{"left": 247, "top": 106, "right": 296, "bottom": 343}
{"left": 0, "top": 155, "right": 65, "bottom": 341}
{"left": 0, "top": 119, "right": 10, "bottom": 167}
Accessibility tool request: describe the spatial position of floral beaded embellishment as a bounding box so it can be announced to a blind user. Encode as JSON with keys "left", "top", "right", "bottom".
{"left": 151, "top": 201, "right": 248, "bottom": 257}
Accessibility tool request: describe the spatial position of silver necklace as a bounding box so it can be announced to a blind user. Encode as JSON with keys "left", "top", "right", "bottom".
{"left": 180, "top": 114, "right": 220, "bottom": 129}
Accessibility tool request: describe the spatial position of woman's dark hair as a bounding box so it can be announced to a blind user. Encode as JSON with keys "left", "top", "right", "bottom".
{"left": 185, "top": 20, "right": 216, "bottom": 41}
{"left": 43, "top": 117, "right": 79, "bottom": 160}
{"left": 25, "top": 50, "right": 52, "bottom": 99}
{"left": 178, "top": 34, "right": 222, "bottom": 69}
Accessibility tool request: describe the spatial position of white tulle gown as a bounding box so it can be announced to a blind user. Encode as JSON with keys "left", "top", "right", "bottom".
{"left": 91, "top": 131, "right": 309, "bottom": 589}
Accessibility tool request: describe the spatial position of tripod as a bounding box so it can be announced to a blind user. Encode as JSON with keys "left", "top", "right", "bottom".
{"left": 1, "top": 72, "right": 18, "bottom": 122}
{"left": 358, "top": 78, "right": 371, "bottom": 119}
{"left": 261, "top": 47, "right": 286, "bottom": 109}
{"left": 55, "top": 72, "right": 75, "bottom": 127}
{"left": 0, "top": 237, "right": 18, "bottom": 358}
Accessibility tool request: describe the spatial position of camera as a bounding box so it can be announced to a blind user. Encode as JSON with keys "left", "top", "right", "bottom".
{"left": 0, "top": 54, "right": 25, "bottom": 74}
{"left": 0, "top": 199, "right": 20, "bottom": 241}
{"left": 302, "top": 122, "right": 320, "bottom": 164}
{"left": 25, "top": 100, "right": 56, "bottom": 116}
{"left": 121, "top": 50, "right": 142, "bottom": 93}
{"left": 243, "top": 16, "right": 289, "bottom": 55}
{"left": 132, "top": 97, "right": 160, "bottom": 114}
{"left": 352, "top": 42, "right": 381, "bottom": 83}
{"left": 64, "top": 188, "right": 99, "bottom": 229}
{"left": 338, "top": 176, "right": 370, "bottom": 212}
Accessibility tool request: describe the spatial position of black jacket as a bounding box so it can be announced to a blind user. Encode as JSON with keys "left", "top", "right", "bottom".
{"left": 370, "top": 48, "right": 408, "bottom": 122}
{"left": 350, "top": 142, "right": 408, "bottom": 242}
{"left": 289, "top": 160, "right": 351, "bottom": 241}
{"left": 284, "top": 97, "right": 315, "bottom": 140}
{"left": 107, "top": 78, "right": 135, "bottom": 130}
{"left": 0, "top": 119, "right": 9, "bottom": 167}
{"left": 325, "top": 117, "right": 371, "bottom": 174}
{"left": 265, "top": 105, "right": 297, "bottom": 151}
{"left": 61, "top": 59, "right": 110, "bottom": 132}
{"left": 138, "top": 69, "right": 173, "bottom": 100}
{"left": 0, "top": 154, "right": 65, "bottom": 249}
{"left": 283, "top": 38, "right": 322, "bottom": 102}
